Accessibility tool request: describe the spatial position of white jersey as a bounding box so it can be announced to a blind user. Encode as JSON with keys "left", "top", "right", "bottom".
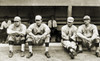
{"left": 77, "top": 24, "right": 98, "bottom": 40}
{"left": 0, "top": 20, "right": 12, "bottom": 29}
{"left": 7, "top": 24, "right": 26, "bottom": 35}
{"left": 28, "top": 23, "right": 50, "bottom": 35}
{"left": 61, "top": 25, "right": 77, "bottom": 40}
{"left": 48, "top": 20, "right": 57, "bottom": 28}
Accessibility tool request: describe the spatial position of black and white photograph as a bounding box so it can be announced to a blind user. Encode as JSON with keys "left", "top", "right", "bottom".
{"left": 0, "top": 0, "right": 100, "bottom": 61}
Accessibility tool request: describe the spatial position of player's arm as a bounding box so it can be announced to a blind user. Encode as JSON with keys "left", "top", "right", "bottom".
{"left": 41, "top": 24, "right": 51, "bottom": 37}
{"left": 48, "top": 20, "right": 51, "bottom": 28}
{"left": 61, "top": 27, "right": 69, "bottom": 40}
{"left": 54, "top": 20, "right": 57, "bottom": 27}
{"left": 91, "top": 25, "right": 99, "bottom": 40}
{"left": 0, "top": 21, "right": 5, "bottom": 30}
{"left": 27, "top": 24, "right": 36, "bottom": 37}
{"left": 71, "top": 26, "right": 77, "bottom": 41}
{"left": 77, "top": 26, "right": 88, "bottom": 40}
{"left": 7, "top": 24, "right": 17, "bottom": 35}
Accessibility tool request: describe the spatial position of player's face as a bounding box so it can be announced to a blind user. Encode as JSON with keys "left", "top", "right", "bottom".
{"left": 67, "top": 22, "right": 73, "bottom": 27}
{"left": 84, "top": 19, "right": 90, "bottom": 25}
{"left": 14, "top": 21, "right": 20, "bottom": 27}
{"left": 35, "top": 20, "right": 42, "bottom": 26}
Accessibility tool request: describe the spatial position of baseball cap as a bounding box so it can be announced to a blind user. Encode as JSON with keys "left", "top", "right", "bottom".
{"left": 35, "top": 15, "right": 42, "bottom": 21}
{"left": 83, "top": 15, "right": 91, "bottom": 20}
{"left": 14, "top": 16, "right": 21, "bottom": 22}
{"left": 67, "top": 17, "right": 74, "bottom": 22}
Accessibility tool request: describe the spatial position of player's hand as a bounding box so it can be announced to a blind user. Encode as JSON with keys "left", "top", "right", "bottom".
{"left": 19, "top": 33, "right": 24, "bottom": 36}
{"left": 86, "top": 38, "right": 92, "bottom": 43}
{"left": 35, "top": 35, "right": 41, "bottom": 44}
{"left": 41, "top": 35, "right": 46, "bottom": 40}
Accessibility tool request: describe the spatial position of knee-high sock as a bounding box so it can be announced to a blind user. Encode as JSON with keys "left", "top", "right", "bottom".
{"left": 21, "top": 44, "right": 25, "bottom": 52}
{"left": 29, "top": 46, "right": 32, "bottom": 53}
{"left": 45, "top": 47, "right": 49, "bottom": 52}
{"left": 9, "top": 45, "right": 13, "bottom": 52}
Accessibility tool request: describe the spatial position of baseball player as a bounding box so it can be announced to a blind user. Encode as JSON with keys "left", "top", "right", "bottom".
{"left": 77, "top": 15, "right": 100, "bottom": 57}
{"left": 61, "top": 17, "right": 78, "bottom": 59}
{"left": 26, "top": 15, "right": 51, "bottom": 58}
{"left": 7, "top": 16, "right": 27, "bottom": 58}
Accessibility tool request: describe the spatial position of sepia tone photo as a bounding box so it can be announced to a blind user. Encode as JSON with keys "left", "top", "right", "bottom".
{"left": 0, "top": 0, "right": 100, "bottom": 61}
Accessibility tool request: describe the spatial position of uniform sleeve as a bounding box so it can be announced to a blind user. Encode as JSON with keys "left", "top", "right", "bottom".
{"left": 54, "top": 20, "right": 57, "bottom": 27}
{"left": 71, "top": 26, "right": 77, "bottom": 40}
{"left": 0, "top": 21, "right": 5, "bottom": 29}
{"left": 61, "top": 26, "right": 69, "bottom": 40}
{"left": 42, "top": 24, "right": 51, "bottom": 36}
{"left": 27, "top": 24, "right": 34, "bottom": 33}
{"left": 7, "top": 20, "right": 12, "bottom": 27}
{"left": 48, "top": 20, "right": 51, "bottom": 28}
{"left": 91, "top": 25, "right": 99, "bottom": 40}
{"left": 77, "top": 26, "right": 87, "bottom": 39}
{"left": 7, "top": 24, "right": 16, "bottom": 34}
{"left": 19, "top": 25, "right": 27, "bottom": 35}
{"left": 27, "top": 24, "right": 36, "bottom": 37}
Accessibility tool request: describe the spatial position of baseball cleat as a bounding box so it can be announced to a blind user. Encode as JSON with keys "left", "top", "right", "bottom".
{"left": 45, "top": 52, "right": 51, "bottom": 58}
{"left": 26, "top": 52, "right": 33, "bottom": 58}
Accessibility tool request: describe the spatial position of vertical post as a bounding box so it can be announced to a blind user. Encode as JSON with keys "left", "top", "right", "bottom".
{"left": 68, "top": 5, "right": 72, "bottom": 17}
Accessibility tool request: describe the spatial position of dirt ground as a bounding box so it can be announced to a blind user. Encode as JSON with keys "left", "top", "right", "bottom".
{"left": 0, "top": 46, "right": 100, "bottom": 61}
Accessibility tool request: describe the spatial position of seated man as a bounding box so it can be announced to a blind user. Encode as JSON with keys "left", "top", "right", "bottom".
{"left": 77, "top": 15, "right": 100, "bottom": 57}
{"left": 61, "top": 17, "right": 78, "bottom": 59}
{"left": 7, "top": 16, "right": 26, "bottom": 58}
{"left": 26, "top": 15, "right": 51, "bottom": 58}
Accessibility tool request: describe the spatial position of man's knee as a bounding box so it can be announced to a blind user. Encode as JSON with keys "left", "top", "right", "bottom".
{"left": 71, "top": 41, "right": 76, "bottom": 46}
{"left": 94, "top": 38, "right": 100, "bottom": 47}
{"left": 95, "top": 43, "right": 99, "bottom": 47}
{"left": 28, "top": 41, "right": 33, "bottom": 46}
{"left": 9, "top": 41, "right": 14, "bottom": 45}
{"left": 8, "top": 35, "right": 15, "bottom": 41}
{"left": 45, "top": 42, "right": 49, "bottom": 47}
{"left": 77, "top": 37, "right": 83, "bottom": 45}
{"left": 21, "top": 40, "right": 26, "bottom": 44}
{"left": 45, "top": 35, "right": 50, "bottom": 43}
{"left": 20, "top": 37, "right": 26, "bottom": 44}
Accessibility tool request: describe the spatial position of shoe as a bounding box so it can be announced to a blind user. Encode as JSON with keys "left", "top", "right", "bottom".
{"left": 45, "top": 52, "right": 51, "bottom": 58}
{"left": 88, "top": 47, "right": 91, "bottom": 52}
{"left": 26, "top": 52, "right": 33, "bottom": 58}
{"left": 95, "top": 52, "right": 100, "bottom": 57}
{"left": 72, "top": 50, "right": 77, "bottom": 56}
{"left": 77, "top": 50, "right": 83, "bottom": 53}
{"left": 8, "top": 51, "right": 13, "bottom": 58}
{"left": 20, "top": 51, "right": 25, "bottom": 57}
{"left": 69, "top": 52, "right": 74, "bottom": 59}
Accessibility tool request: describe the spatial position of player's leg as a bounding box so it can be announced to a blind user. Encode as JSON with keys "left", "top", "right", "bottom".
{"left": 8, "top": 35, "right": 15, "bottom": 58}
{"left": 77, "top": 37, "right": 83, "bottom": 53}
{"left": 61, "top": 40, "right": 74, "bottom": 59}
{"left": 94, "top": 37, "right": 100, "bottom": 57}
{"left": 44, "top": 34, "right": 51, "bottom": 58}
{"left": 20, "top": 36, "right": 26, "bottom": 57}
{"left": 64, "top": 41, "right": 76, "bottom": 59}
{"left": 69, "top": 41, "right": 77, "bottom": 56}
{"left": 26, "top": 37, "right": 33, "bottom": 58}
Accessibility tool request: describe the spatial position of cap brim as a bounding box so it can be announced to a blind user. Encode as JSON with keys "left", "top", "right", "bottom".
{"left": 83, "top": 19, "right": 90, "bottom": 20}
{"left": 68, "top": 21, "right": 73, "bottom": 22}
